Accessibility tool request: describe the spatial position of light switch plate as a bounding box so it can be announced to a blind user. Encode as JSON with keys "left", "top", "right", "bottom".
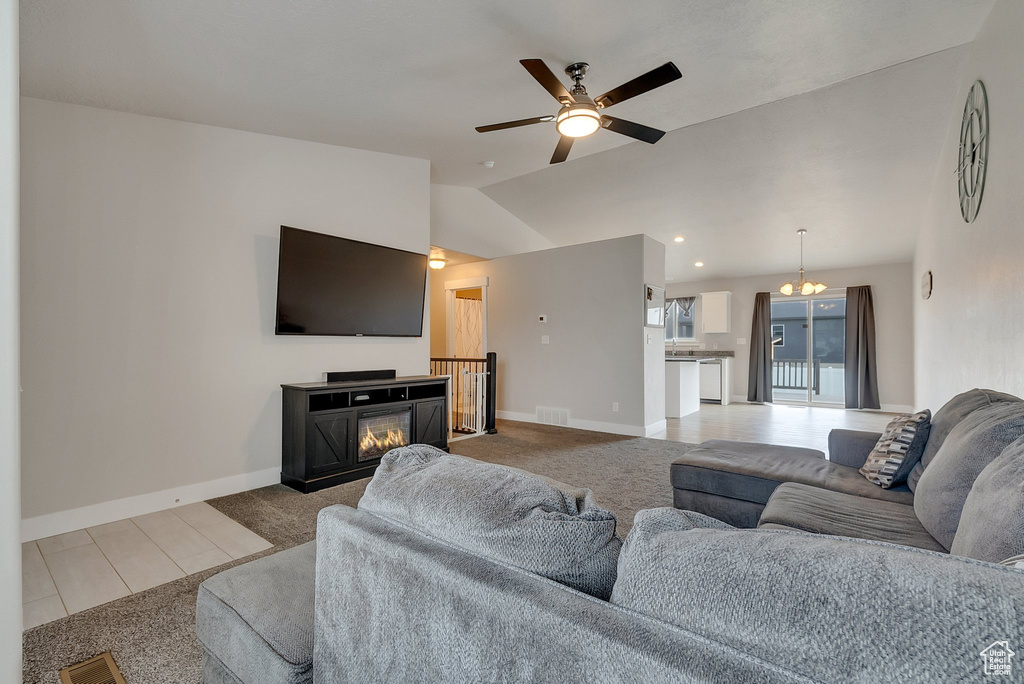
{"left": 541, "top": 335, "right": 550, "bottom": 344}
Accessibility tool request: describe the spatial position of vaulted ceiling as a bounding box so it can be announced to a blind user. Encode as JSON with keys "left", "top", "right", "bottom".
{"left": 20, "top": 0, "right": 995, "bottom": 279}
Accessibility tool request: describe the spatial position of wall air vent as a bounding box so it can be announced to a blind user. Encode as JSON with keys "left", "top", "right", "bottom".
{"left": 536, "top": 407, "right": 569, "bottom": 426}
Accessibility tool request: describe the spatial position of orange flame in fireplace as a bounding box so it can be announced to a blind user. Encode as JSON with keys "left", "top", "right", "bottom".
{"left": 359, "top": 423, "right": 408, "bottom": 456}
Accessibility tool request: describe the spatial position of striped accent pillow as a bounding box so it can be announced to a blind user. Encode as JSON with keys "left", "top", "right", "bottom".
{"left": 860, "top": 410, "right": 932, "bottom": 488}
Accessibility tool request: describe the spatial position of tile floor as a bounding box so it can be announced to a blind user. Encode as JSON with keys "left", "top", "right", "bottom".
{"left": 22, "top": 501, "right": 272, "bottom": 629}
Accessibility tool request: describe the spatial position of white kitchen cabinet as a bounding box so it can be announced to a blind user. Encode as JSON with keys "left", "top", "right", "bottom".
{"left": 665, "top": 360, "right": 701, "bottom": 418}
{"left": 700, "top": 291, "right": 732, "bottom": 334}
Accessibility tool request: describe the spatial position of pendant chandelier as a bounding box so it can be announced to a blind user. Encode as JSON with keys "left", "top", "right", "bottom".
{"left": 779, "top": 229, "right": 827, "bottom": 296}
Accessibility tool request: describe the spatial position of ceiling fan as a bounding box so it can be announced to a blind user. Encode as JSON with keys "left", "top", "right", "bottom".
{"left": 475, "top": 59, "right": 682, "bottom": 164}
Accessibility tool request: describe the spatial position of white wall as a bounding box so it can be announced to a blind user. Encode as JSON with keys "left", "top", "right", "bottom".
{"left": 914, "top": 0, "right": 1024, "bottom": 409}
{"left": 643, "top": 237, "right": 666, "bottom": 431}
{"left": 1, "top": 0, "right": 22, "bottom": 675}
{"left": 430, "top": 184, "right": 554, "bottom": 258}
{"left": 668, "top": 262, "right": 915, "bottom": 411}
{"left": 20, "top": 99, "right": 430, "bottom": 535}
{"left": 430, "top": 235, "right": 661, "bottom": 436}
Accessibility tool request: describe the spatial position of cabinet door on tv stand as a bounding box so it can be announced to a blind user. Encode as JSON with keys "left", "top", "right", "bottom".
{"left": 308, "top": 411, "right": 355, "bottom": 477}
{"left": 414, "top": 399, "right": 447, "bottom": 448}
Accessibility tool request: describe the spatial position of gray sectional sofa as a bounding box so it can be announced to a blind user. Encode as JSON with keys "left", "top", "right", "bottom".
{"left": 197, "top": 432, "right": 1024, "bottom": 683}
{"left": 671, "top": 388, "right": 1024, "bottom": 564}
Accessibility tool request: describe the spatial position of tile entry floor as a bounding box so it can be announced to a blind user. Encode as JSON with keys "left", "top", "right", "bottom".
{"left": 22, "top": 501, "right": 272, "bottom": 630}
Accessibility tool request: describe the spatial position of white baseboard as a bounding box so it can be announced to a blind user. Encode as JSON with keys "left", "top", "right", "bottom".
{"left": 495, "top": 410, "right": 649, "bottom": 437}
{"left": 644, "top": 419, "right": 668, "bottom": 437}
{"left": 21, "top": 467, "right": 280, "bottom": 542}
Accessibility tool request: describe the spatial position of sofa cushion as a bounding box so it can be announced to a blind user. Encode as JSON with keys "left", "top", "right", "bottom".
{"left": 671, "top": 439, "right": 914, "bottom": 507}
{"left": 859, "top": 410, "right": 931, "bottom": 487}
{"left": 610, "top": 507, "right": 1024, "bottom": 683}
{"left": 759, "top": 483, "right": 945, "bottom": 552}
{"left": 672, "top": 488, "right": 766, "bottom": 528}
{"left": 358, "top": 444, "right": 621, "bottom": 599}
{"left": 908, "top": 388, "right": 1021, "bottom": 491}
{"left": 196, "top": 542, "right": 314, "bottom": 684}
{"left": 915, "top": 401, "right": 1024, "bottom": 550}
{"left": 950, "top": 436, "right": 1024, "bottom": 563}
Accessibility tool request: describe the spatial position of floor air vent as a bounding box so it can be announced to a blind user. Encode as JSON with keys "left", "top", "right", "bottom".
{"left": 59, "top": 652, "right": 127, "bottom": 684}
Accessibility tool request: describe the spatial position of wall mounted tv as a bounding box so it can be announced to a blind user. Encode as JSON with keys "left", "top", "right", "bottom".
{"left": 275, "top": 226, "right": 427, "bottom": 337}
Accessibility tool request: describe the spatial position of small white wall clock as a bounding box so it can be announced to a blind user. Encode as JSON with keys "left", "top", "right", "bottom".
{"left": 957, "top": 80, "right": 988, "bottom": 223}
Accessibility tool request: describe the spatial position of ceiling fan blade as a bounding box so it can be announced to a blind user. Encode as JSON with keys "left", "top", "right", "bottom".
{"left": 520, "top": 59, "right": 575, "bottom": 104}
{"left": 601, "top": 116, "right": 666, "bottom": 144}
{"left": 550, "top": 135, "right": 573, "bottom": 164}
{"left": 594, "top": 62, "right": 682, "bottom": 108}
{"left": 475, "top": 116, "right": 553, "bottom": 133}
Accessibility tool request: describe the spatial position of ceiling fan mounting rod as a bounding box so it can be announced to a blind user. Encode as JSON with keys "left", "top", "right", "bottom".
{"left": 565, "top": 62, "right": 590, "bottom": 97}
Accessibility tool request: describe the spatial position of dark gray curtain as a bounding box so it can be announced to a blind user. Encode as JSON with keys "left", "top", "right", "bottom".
{"left": 845, "top": 285, "right": 880, "bottom": 409}
{"left": 747, "top": 292, "right": 773, "bottom": 403}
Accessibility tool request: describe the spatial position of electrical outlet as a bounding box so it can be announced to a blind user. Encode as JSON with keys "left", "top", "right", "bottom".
{"left": 612, "top": 402, "right": 619, "bottom": 412}
{"left": 737, "top": 338, "right": 747, "bottom": 345}
{"left": 538, "top": 314, "right": 547, "bottom": 323}
{"left": 541, "top": 335, "right": 550, "bottom": 344}
{"left": 699, "top": 343, "right": 706, "bottom": 350}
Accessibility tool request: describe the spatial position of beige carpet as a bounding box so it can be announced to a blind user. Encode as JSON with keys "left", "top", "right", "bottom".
{"left": 22, "top": 421, "right": 695, "bottom": 684}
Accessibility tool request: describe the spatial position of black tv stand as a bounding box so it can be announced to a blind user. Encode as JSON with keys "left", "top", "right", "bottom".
{"left": 280, "top": 375, "right": 449, "bottom": 493}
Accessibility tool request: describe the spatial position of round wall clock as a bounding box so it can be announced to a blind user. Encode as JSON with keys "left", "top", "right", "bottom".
{"left": 921, "top": 270, "right": 933, "bottom": 300}
{"left": 957, "top": 80, "right": 988, "bottom": 223}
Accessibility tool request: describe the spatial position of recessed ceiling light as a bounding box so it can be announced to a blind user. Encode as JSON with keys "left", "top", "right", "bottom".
{"left": 673, "top": 236, "right": 684, "bottom": 243}
{"left": 694, "top": 261, "right": 704, "bottom": 268}
{"left": 481, "top": 161, "right": 495, "bottom": 168}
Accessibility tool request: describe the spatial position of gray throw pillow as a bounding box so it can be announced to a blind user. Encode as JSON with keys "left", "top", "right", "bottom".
{"left": 358, "top": 444, "right": 622, "bottom": 599}
{"left": 859, "top": 410, "right": 931, "bottom": 488}
{"left": 908, "top": 388, "right": 1021, "bottom": 492}
{"left": 915, "top": 402, "right": 1024, "bottom": 550}
{"left": 950, "top": 436, "right": 1024, "bottom": 563}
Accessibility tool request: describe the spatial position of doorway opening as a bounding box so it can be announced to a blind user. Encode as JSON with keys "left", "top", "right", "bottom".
{"left": 770, "top": 296, "right": 846, "bottom": 405}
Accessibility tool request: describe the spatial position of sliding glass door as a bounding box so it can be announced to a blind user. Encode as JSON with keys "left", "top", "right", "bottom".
{"left": 770, "top": 296, "right": 846, "bottom": 405}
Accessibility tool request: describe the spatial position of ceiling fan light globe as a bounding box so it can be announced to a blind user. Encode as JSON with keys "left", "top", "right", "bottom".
{"left": 428, "top": 258, "right": 447, "bottom": 270}
{"left": 779, "top": 282, "right": 794, "bottom": 296}
{"left": 556, "top": 106, "right": 601, "bottom": 138}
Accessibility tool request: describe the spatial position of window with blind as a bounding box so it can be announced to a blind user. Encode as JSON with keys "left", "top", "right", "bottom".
{"left": 665, "top": 297, "right": 697, "bottom": 342}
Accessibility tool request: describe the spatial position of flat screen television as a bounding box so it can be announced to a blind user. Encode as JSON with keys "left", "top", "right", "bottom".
{"left": 275, "top": 226, "right": 427, "bottom": 336}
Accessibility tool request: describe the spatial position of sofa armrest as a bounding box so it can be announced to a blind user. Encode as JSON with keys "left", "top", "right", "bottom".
{"left": 827, "top": 429, "right": 882, "bottom": 468}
